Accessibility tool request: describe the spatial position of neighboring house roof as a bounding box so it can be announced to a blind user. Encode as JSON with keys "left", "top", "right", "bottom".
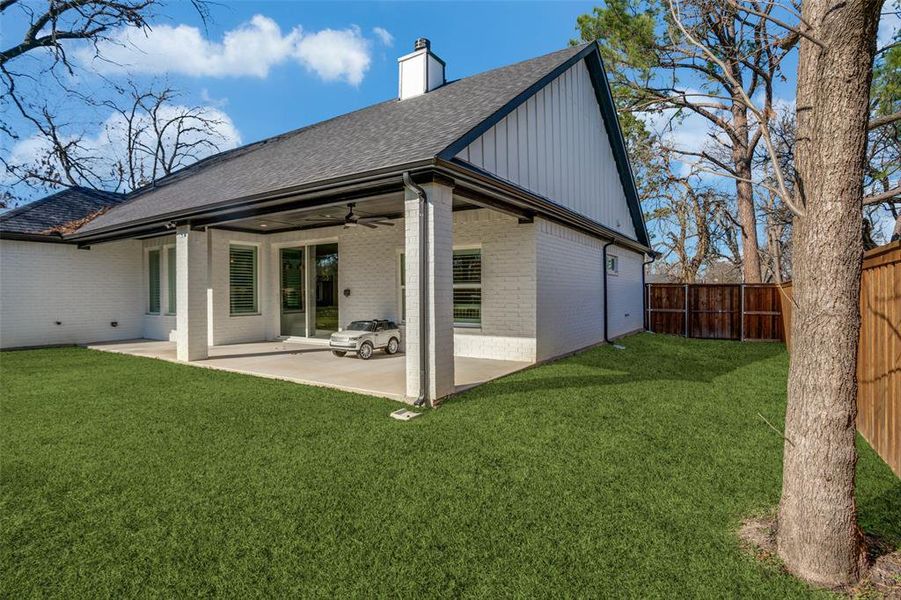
{"left": 0, "top": 187, "right": 127, "bottom": 240}
{"left": 64, "top": 43, "right": 649, "bottom": 250}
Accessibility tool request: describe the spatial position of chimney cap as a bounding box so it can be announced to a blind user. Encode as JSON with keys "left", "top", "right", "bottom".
{"left": 414, "top": 37, "right": 431, "bottom": 51}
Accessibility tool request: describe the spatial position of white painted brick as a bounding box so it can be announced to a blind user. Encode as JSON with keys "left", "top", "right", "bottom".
{"left": 175, "top": 226, "right": 209, "bottom": 361}
{"left": 0, "top": 239, "right": 144, "bottom": 347}
{"left": 536, "top": 218, "right": 605, "bottom": 361}
{"left": 606, "top": 247, "right": 644, "bottom": 338}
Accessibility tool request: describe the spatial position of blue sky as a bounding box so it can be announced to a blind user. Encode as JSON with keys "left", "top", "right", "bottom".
{"left": 132, "top": 1, "right": 607, "bottom": 143}
{"left": 2, "top": 1, "right": 897, "bottom": 239}
{"left": 0, "top": 1, "right": 798, "bottom": 196}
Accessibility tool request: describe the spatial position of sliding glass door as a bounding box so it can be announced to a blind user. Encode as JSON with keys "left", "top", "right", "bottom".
{"left": 279, "top": 248, "right": 306, "bottom": 337}
{"left": 279, "top": 243, "right": 339, "bottom": 339}
{"left": 312, "top": 243, "right": 339, "bottom": 338}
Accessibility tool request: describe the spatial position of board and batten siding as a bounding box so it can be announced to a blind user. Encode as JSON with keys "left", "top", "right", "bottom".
{"left": 456, "top": 60, "right": 636, "bottom": 239}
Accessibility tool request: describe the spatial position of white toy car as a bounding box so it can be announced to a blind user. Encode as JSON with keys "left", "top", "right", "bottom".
{"left": 329, "top": 320, "right": 401, "bottom": 360}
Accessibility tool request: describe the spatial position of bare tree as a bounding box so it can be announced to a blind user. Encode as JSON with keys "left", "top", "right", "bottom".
{"left": 574, "top": 0, "right": 803, "bottom": 282}
{"left": 5, "top": 83, "right": 232, "bottom": 194}
{"left": 105, "top": 84, "right": 230, "bottom": 191}
{"left": 0, "top": 0, "right": 212, "bottom": 199}
{"left": 862, "top": 18, "right": 901, "bottom": 241}
{"left": 645, "top": 153, "right": 726, "bottom": 282}
{"left": 758, "top": 109, "right": 796, "bottom": 283}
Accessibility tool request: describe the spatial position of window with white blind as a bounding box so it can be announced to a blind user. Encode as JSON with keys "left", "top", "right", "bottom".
{"left": 166, "top": 247, "right": 177, "bottom": 314}
{"left": 147, "top": 249, "right": 161, "bottom": 314}
{"left": 452, "top": 249, "right": 481, "bottom": 325}
{"left": 399, "top": 248, "right": 482, "bottom": 326}
{"left": 229, "top": 245, "right": 258, "bottom": 315}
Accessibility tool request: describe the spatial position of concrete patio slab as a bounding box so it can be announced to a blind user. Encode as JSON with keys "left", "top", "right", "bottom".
{"left": 85, "top": 339, "right": 530, "bottom": 402}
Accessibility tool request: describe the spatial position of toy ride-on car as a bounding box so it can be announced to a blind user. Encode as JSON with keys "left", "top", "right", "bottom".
{"left": 329, "top": 320, "right": 401, "bottom": 360}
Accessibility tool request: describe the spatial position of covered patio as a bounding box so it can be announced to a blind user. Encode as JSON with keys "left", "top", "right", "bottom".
{"left": 86, "top": 339, "right": 530, "bottom": 402}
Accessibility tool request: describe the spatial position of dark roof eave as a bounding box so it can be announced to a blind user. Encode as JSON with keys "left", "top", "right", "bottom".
{"left": 0, "top": 231, "right": 72, "bottom": 243}
{"left": 64, "top": 158, "right": 653, "bottom": 255}
{"left": 437, "top": 158, "right": 653, "bottom": 255}
{"left": 66, "top": 159, "right": 437, "bottom": 242}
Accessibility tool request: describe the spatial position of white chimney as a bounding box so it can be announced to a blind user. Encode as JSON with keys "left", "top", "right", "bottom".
{"left": 397, "top": 38, "right": 446, "bottom": 100}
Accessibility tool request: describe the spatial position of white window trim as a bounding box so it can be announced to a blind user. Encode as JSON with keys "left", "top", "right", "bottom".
{"left": 229, "top": 242, "right": 261, "bottom": 317}
{"left": 145, "top": 247, "right": 162, "bottom": 315}
{"left": 607, "top": 254, "right": 620, "bottom": 276}
{"left": 396, "top": 247, "right": 405, "bottom": 325}
{"left": 163, "top": 244, "right": 176, "bottom": 315}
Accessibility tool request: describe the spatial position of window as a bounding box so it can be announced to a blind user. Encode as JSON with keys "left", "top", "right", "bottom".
{"left": 453, "top": 249, "right": 481, "bottom": 325}
{"left": 147, "top": 249, "right": 161, "bottom": 314}
{"left": 229, "top": 245, "right": 258, "bottom": 315}
{"left": 606, "top": 254, "right": 619, "bottom": 275}
{"left": 167, "top": 247, "right": 177, "bottom": 314}
{"left": 280, "top": 248, "right": 304, "bottom": 312}
{"left": 399, "top": 248, "right": 482, "bottom": 326}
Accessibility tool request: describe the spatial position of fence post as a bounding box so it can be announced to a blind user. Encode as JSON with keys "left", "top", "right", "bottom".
{"left": 740, "top": 284, "right": 745, "bottom": 342}
{"left": 684, "top": 284, "right": 689, "bottom": 338}
{"left": 646, "top": 284, "right": 653, "bottom": 333}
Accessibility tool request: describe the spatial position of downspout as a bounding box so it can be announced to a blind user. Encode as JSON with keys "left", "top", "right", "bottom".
{"left": 402, "top": 172, "right": 429, "bottom": 407}
{"left": 602, "top": 241, "right": 615, "bottom": 344}
{"left": 642, "top": 252, "right": 657, "bottom": 332}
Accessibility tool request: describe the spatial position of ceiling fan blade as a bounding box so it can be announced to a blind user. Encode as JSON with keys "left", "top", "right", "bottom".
{"left": 360, "top": 222, "right": 378, "bottom": 229}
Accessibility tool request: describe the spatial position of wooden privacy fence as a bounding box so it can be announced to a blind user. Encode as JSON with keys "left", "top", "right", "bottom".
{"left": 781, "top": 241, "right": 900, "bottom": 476}
{"left": 645, "top": 283, "right": 784, "bottom": 341}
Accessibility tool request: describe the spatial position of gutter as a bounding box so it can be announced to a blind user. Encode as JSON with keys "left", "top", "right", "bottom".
{"left": 642, "top": 252, "right": 657, "bottom": 331}
{"left": 602, "top": 241, "right": 615, "bottom": 343}
{"left": 0, "top": 232, "right": 71, "bottom": 244}
{"left": 402, "top": 172, "right": 430, "bottom": 408}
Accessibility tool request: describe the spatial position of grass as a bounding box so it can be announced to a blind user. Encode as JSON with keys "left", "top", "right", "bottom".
{"left": 1, "top": 334, "right": 898, "bottom": 598}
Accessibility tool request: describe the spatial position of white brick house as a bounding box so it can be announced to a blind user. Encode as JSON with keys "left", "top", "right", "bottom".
{"left": 1, "top": 40, "right": 653, "bottom": 404}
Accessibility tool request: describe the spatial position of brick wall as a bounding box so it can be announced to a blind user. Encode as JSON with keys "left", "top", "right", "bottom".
{"left": 0, "top": 239, "right": 144, "bottom": 348}
{"left": 606, "top": 246, "right": 644, "bottom": 338}
{"left": 535, "top": 218, "right": 606, "bottom": 361}
{"left": 208, "top": 229, "right": 270, "bottom": 345}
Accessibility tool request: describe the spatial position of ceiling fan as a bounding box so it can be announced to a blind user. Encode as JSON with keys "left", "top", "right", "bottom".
{"left": 302, "top": 203, "right": 395, "bottom": 229}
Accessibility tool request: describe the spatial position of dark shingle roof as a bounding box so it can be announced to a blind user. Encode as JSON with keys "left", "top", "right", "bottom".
{"left": 0, "top": 187, "right": 127, "bottom": 236}
{"left": 78, "top": 45, "right": 586, "bottom": 234}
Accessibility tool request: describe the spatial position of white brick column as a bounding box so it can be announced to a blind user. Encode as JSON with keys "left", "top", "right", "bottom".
{"left": 405, "top": 180, "right": 455, "bottom": 403}
{"left": 175, "top": 225, "right": 209, "bottom": 361}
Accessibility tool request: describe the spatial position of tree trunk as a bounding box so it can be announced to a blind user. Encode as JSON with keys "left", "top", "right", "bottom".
{"left": 731, "top": 105, "right": 762, "bottom": 283}
{"left": 777, "top": 0, "right": 883, "bottom": 588}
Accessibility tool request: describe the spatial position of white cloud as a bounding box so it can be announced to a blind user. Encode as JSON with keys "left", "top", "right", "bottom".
{"left": 5, "top": 104, "right": 241, "bottom": 191}
{"left": 372, "top": 27, "right": 394, "bottom": 46}
{"left": 78, "top": 15, "right": 296, "bottom": 78}
{"left": 77, "top": 15, "right": 375, "bottom": 85}
{"left": 294, "top": 27, "right": 371, "bottom": 85}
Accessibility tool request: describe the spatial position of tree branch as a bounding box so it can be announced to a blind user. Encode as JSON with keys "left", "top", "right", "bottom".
{"left": 868, "top": 111, "right": 901, "bottom": 131}
{"left": 863, "top": 185, "right": 901, "bottom": 206}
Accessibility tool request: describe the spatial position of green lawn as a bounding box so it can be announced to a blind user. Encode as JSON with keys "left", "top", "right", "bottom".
{"left": 1, "top": 335, "right": 898, "bottom": 598}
